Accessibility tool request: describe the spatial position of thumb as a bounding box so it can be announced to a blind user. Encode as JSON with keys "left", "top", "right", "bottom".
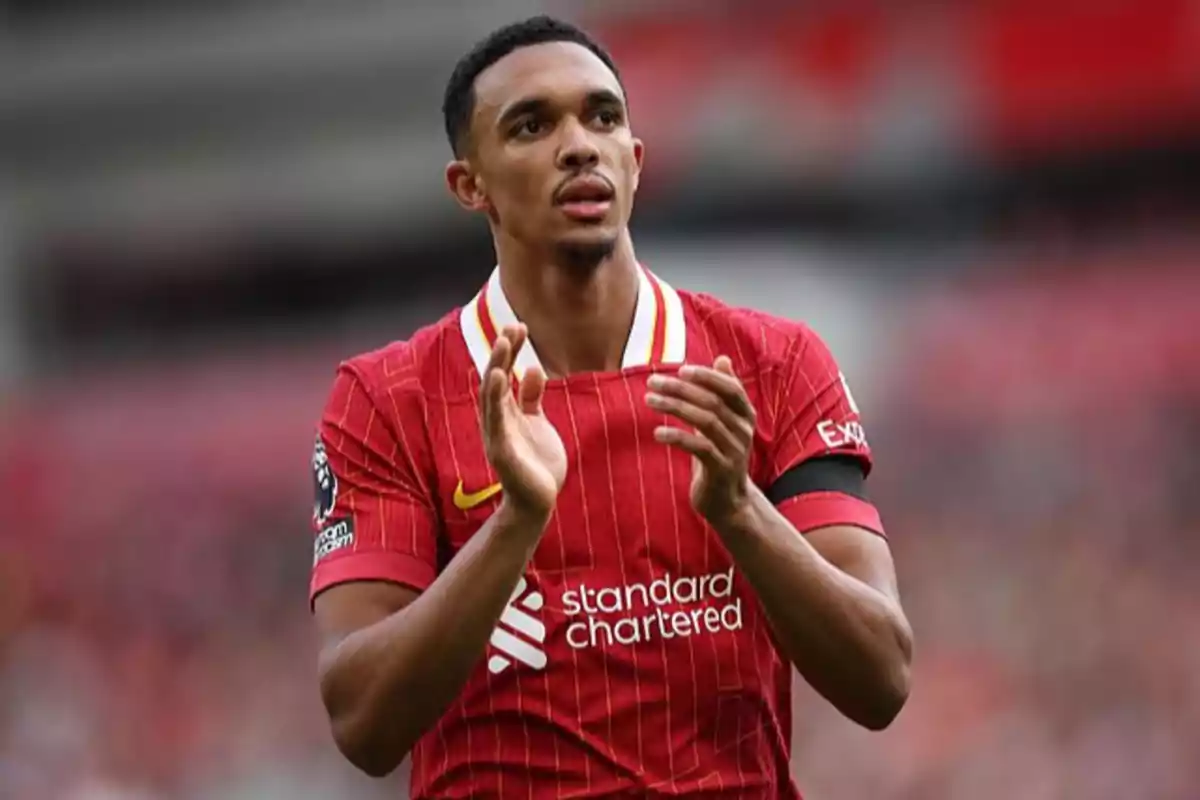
{"left": 714, "top": 355, "right": 735, "bottom": 376}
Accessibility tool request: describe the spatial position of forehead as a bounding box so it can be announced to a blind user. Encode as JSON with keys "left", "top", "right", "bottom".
{"left": 472, "top": 41, "right": 624, "bottom": 118}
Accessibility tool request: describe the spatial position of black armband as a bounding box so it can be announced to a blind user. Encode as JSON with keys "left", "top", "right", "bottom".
{"left": 766, "top": 455, "right": 868, "bottom": 504}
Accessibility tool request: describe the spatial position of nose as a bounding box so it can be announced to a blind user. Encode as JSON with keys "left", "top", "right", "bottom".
{"left": 555, "top": 118, "right": 600, "bottom": 171}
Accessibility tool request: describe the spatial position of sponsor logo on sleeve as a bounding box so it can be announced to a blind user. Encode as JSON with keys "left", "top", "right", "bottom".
{"left": 312, "top": 435, "right": 338, "bottom": 525}
{"left": 817, "top": 372, "right": 868, "bottom": 449}
{"left": 817, "top": 419, "right": 868, "bottom": 449}
{"left": 839, "top": 371, "right": 861, "bottom": 414}
{"left": 313, "top": 518, "right": 355, "bottom": 565}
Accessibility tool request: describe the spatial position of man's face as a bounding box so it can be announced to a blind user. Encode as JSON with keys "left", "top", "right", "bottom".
{"left": 450, "top": 42, "right": 643, "bottom": 262}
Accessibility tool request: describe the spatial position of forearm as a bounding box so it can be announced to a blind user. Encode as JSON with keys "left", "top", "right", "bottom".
{"left": 319, "top": 501, "right": 549, "bottom": 775}
{"left": 718, "top": 488, "right": 912, "bottom": 729}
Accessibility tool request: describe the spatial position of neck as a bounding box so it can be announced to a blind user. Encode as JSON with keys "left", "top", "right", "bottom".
{"left": 495, "top": 231, "right": 639, "bottom": 377}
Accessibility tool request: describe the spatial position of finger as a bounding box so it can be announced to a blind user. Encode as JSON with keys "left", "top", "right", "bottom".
{"left": 506, "top": 324, "right": 528, "bottom": 368}
{"left": 677, "top": 363, "right": 756, "bottom": 421}
{"left": 486, "top": 323, "right": 529, "bottom": 395}
{"left": 654, "top": 426, "right": 732, "bottom": 473}
{"left": 484, "top": 329, "right": 513, "bottom": 378}
{"left": 646, "top": 375, "right": 755, "bottom": 444}
{"left": 518, "top": 364, "right": 547, "bottom": 415}
{"left": 646, "top": 392, "right": 743, "bottom": 456}
{"left": 481, "top": 364, "right": 510, "bottom": 437}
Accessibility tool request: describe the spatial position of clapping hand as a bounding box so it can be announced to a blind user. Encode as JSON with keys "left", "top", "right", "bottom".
{"left": 646, "top": 356, "right": 758, "bottom": 528}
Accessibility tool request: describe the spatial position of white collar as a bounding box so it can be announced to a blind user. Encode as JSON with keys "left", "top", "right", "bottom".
{"left": 459, "top": 264, "right": 687, "bottom": 379}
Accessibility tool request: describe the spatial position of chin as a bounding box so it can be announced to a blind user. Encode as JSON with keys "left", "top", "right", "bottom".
{"left": 553, "top": 231, "right": 619, "bottom": 271}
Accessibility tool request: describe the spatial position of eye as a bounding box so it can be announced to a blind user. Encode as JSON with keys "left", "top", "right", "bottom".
{"left": 595, "top": 109, "right": 621, "bottom": 127}
{"left": 514, "top": 118, "right": 544, "bottom": 137}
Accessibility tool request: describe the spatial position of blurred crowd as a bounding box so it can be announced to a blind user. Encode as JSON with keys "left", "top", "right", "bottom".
{"left": 794, "top": 261, "right": 1200, "bottom": 799}
{"left": 2, "top": 256, "right": 1197, "bottom": 799}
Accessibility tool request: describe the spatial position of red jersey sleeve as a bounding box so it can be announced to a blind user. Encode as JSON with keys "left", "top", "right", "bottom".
{"left": 762, "top": 326, "right": 885, "bottom": 537}
{"left": 309, "top": 364, "right": 440, "bottom": 606}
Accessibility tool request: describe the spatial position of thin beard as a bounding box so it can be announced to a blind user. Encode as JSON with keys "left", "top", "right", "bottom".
{"left": 555, "top": 238, "right": 618, "bottom": 273}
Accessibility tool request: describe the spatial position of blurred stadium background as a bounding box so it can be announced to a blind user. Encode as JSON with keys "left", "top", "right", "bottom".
{"left": 2, "top": 1, "right": 1199, "bottom": 798}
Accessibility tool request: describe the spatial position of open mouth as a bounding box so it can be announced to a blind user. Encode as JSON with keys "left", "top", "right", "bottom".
{"left": 555, "top": 176, "right": 615, "bottom": 221}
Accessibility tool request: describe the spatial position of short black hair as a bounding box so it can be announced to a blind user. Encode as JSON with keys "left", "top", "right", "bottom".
{"left": 441, "top": 15, "right": 623, "bottom": 158}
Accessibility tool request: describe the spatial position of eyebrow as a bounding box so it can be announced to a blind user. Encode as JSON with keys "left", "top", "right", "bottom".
{"left": 496, "top": 98, "right": 550, "bottom": 129}
{"left": 496, "top": 89, "right": 626, "bottom": 129}
{"left": 583, "top": 89, "right": 625, "bottom": 111}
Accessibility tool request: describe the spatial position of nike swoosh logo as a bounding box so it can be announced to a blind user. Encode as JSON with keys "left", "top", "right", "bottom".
{"left": 453, "top": 480, "right": 502, "bottom": 510}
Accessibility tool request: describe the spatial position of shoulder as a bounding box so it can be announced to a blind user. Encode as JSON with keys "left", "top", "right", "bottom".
{"left": 680, "top": 289, "right": 825, "bottom": 378}
{"left": 338, "top": 307, "right": 477, "bottom": 409}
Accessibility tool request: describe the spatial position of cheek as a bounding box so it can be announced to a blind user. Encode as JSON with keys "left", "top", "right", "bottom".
{"left": 492, "top": 161, "right": 546, "bottom": 210}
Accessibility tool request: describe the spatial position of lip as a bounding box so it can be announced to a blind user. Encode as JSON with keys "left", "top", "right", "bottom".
{"left": 554, "top": 174, "right": 615, "bottom": 206}
{"left": 558, "top": 199, "right": 612, "bottom": 222}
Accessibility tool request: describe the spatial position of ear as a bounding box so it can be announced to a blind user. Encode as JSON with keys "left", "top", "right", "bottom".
{"left": 445, "top": 159, "right": 490, "bottom": 214}
{"left": 631, "top": 137, "right": 645, "bottom": 194}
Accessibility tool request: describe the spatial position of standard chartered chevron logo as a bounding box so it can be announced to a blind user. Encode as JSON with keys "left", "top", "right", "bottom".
{"left": 488, "top": 577, "right": 547, "bottom": 675}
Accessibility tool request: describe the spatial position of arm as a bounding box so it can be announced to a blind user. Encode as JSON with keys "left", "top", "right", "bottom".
{"left": 715, "top": 497, "right": 912, "bottom": 730}
{"left": 646, "top": 336, "right": 912, "bottom": 730}
{"left": 316, "top": 499, "right": 549, "bottom": 777}
{"left": 312, "top": 324, "right": 566, "bottom": 777}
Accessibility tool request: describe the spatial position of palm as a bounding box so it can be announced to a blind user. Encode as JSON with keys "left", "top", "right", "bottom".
{"left": 497, "top": 395, "right": 567, "bottom": 504}
{"left": 479, "top": 324, "right": 567, "bottom": 514}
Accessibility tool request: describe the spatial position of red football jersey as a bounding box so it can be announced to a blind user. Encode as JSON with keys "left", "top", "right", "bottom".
{"left": 310, "top": 267, "right": 883, "bottom": 799}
